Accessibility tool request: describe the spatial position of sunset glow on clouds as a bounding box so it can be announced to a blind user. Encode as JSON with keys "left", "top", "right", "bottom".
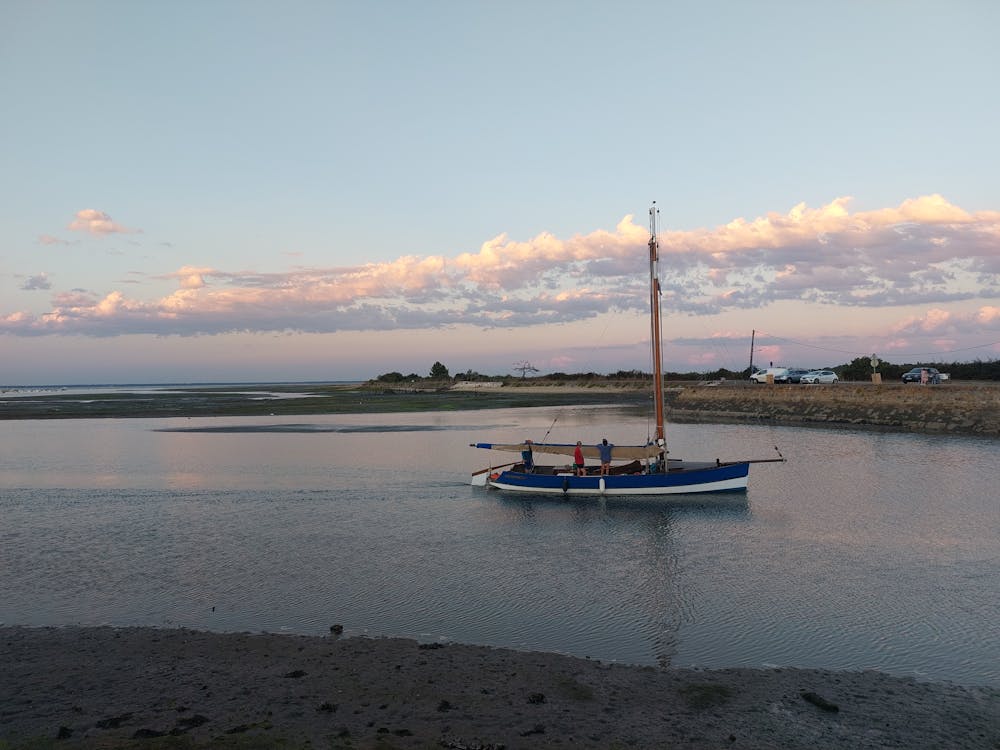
{"left": 3, "top": 3, "right": 998, "bottom": 382}
{"left": 4, "top": 196, "right": 997, "bottom": 346}
{"left": 67, "top": 209, "right": 137, "bottom": 237}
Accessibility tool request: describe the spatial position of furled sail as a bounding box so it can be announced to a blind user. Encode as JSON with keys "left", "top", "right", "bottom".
{"left": 470, "top": 442, "right": 661, "bottom": 460}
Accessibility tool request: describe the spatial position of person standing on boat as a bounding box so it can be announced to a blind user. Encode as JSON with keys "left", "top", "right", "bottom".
{"left": 573, "top": 441, "right": 586, "bottom": 476}
{"left": 597, "top": 438, "right": 614, "bottom": 475}
{"left": 521, "top": 439, "right": 534, "bottom": 473}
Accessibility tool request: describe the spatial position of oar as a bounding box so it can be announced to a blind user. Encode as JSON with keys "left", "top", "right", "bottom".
{"left": 471, "top": 460, "right": 519, "bottom": 477}
{"left": 717, "top": 457, "right": 787, "bottom": 466}
{"left": 717, "top": 445, "right": 786, "bottom": 466}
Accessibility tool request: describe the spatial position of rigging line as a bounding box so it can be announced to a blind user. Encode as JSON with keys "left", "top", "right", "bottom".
{"left": 540, "top": 415, "right": 559, "bottom": 444}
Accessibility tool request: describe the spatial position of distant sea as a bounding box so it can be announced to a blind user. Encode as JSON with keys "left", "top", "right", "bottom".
{"left": 1, "top": 380, "right": 362, "bottom": 391}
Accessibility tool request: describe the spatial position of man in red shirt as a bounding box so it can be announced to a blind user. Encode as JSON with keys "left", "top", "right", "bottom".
{"left": 573, "top": 441, "right": 585, "bottom": 476}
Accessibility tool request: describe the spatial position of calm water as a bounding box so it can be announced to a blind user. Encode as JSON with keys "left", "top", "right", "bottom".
{"left": 1, "top": 406, "right": 997, "bottom": 686}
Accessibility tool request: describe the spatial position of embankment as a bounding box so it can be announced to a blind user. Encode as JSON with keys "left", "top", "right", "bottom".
{"left": 663, "top": 382, "right": 1000, "bottom": 437}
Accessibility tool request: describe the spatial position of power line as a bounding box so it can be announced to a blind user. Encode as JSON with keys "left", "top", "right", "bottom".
{"left": 756, "top": 332, "right": 1000, "bottom": 360}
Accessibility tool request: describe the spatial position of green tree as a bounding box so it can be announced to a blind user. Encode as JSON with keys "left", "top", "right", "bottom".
{"left": 839, "top": 356, "right": 874, "bottom": 382}
{"left": 429, "top": 361, "right": 450, "bottom": 379}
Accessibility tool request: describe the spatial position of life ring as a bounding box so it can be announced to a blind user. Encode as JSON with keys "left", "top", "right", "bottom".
{"left": 489, "top": 472, "right": 500, "bottom": 481}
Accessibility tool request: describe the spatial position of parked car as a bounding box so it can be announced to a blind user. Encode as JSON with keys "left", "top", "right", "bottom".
{"left": 786, "top": 368, "right": 810, "bottom": 384}
{"left": 800, "top": 370, "right": 839, "bottom": 384}
{"left": 902, "top": 367, "right": 941, "bottom": 384}
{"left": 749, "top": 367, "right": 789, "bottom": 383}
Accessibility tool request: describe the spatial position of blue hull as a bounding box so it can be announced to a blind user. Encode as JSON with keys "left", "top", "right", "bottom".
{"left": 489, "top": 462, "right": 749, "bottom": 496}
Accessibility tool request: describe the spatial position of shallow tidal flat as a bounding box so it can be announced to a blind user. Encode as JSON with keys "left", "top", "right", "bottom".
{"left": 0, "top": 384, "right": 646, "bottom": 421}
{"left": 2, "top": 381, "right": 998, "bottom": 437}
{"left": 664, "top": 382, "right": 1000, "bottom": 437}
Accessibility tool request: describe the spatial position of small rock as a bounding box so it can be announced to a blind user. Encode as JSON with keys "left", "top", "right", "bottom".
{"left": 283, "top": 669, "right": 307, "bottom": 678}
{"left": 56, "top": 726, "right": 73, "bottom": 739}
{"left": 95, "top": 713, "right": 133, "bottom": 729}
{"left": 176, "top": 714, "right": 210, "bottom": 728}
{"left": 317, "top": 702, "right": 337, "bottom": 713}
{"left": 801, "top": 691, "right": 839, "bottom": 712}
{"left": 330, "top": 624, "right": 343, "bottom": 635}
{"left": 132, "top": 728, "right": 167, "bottom": 739}
{"left": 438, "top": 700, "right": 453, "bottom": 712}
{"left": 527, "top": 693, "right": 546, "bottom": 704}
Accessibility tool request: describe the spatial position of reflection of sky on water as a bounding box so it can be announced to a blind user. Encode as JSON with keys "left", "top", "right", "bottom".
{"left": 0, "top": 407, "right": 997, "bottom": 686}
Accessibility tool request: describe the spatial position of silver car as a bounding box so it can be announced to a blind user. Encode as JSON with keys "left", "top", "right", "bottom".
{"left": 800, "top": 370, "right": 839, "bottom": 384}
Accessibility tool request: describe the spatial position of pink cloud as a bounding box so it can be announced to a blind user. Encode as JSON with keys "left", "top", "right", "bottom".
{"left": 68, "top": 209, "right": 138, "bottom": 236}
{"left": 3, "top": 195, "right": 999, "bottom": 347}
{"left": 37, "top": 234, "right": 70, "bottom": 245}
{"left": 976, "top": 306, "right": 1000, "bottom": 324}
{"left": 890, "top": 306, "right": 1000, "bottom": 336}
{"left": 173, "top": 266, "right": 214, "bottom": 290}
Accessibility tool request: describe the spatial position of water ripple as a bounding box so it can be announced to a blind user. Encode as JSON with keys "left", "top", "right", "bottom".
{"left": 1, "top": 415, "right": 997, "bottom": 685}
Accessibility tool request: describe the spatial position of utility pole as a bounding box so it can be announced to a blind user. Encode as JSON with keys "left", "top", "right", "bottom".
{"left": 748, "top": 329, "right": 756, "bottom": 375}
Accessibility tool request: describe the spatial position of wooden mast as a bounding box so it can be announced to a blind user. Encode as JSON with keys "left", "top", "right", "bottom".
{"left": 648, "top": 203, "right": 666, "bottom": 453}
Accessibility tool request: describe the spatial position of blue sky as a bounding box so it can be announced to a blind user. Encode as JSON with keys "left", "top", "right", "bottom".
{"left": 2, "top": 1, "right": 998, "bottom": 384}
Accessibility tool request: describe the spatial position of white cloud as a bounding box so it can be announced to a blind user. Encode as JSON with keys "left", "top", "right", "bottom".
{"left": 20, "top": 273, "right": 52, "bottom": 291}
{"left": 4, "top": 195, "right": 999, "bottom": 346}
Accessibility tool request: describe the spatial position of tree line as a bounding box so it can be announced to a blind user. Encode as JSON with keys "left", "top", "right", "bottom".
{"left": 373, "top": 358, "right": 1000, "bottom": 384}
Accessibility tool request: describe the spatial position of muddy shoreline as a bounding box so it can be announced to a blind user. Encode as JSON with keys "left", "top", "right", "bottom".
{"left": 3, "top": 626, "right": 998, "bottom": 749}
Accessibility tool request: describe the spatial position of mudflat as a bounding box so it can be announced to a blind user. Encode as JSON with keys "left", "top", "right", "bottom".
{"left": 2, "top": 381, "right": 997, "bottom": 436}
{"left": 3, "top": 626, "right": 998, "bottom": 749}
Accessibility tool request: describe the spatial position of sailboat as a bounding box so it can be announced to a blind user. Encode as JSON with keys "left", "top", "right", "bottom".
{"left": 470, "top": 204, "right": 780, "bottom": 496}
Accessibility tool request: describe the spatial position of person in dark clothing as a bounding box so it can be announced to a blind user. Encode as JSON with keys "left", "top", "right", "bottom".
{"left": 597, "top": 438, "right": 614, "bottom": 475}
{"left": 521, "top": 439, "right": 534, "bottom": 473}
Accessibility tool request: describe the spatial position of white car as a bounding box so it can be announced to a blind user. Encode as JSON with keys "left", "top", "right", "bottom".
{"left": 749, "top": 367, "right": 789, "bottom": 383}
{"left": 800, "top": 370, "right": 839, "bottom": 384}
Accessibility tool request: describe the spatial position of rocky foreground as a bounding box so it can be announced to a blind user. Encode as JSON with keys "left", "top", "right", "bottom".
{"left": 2, "top": 627, "right": 998, "bottom": 749}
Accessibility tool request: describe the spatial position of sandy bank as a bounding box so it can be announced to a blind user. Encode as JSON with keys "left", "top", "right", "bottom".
{"left": 2, "top": 627, "right": 998, "bottom": 749}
